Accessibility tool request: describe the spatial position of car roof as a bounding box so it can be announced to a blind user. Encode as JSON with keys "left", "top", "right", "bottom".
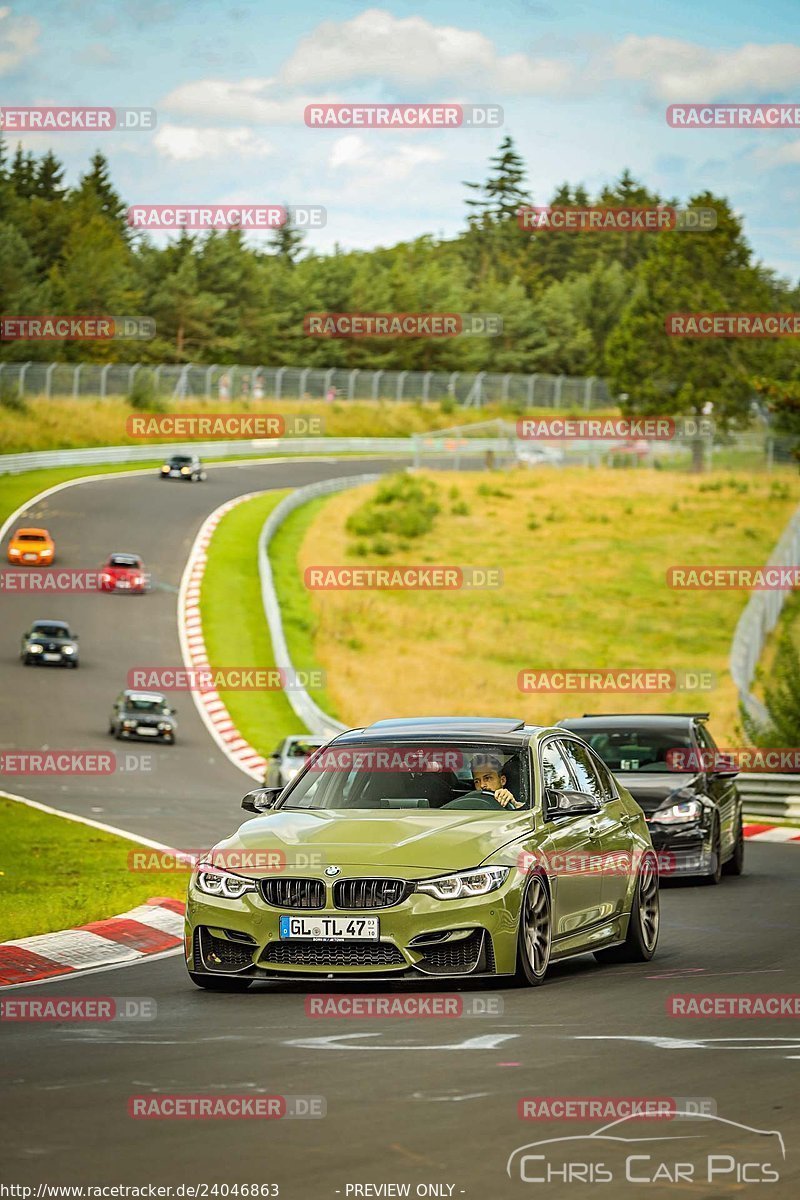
{"left": 333, "top": 717, "right": 543, "bottom": 748}
{"left": 32, "top": 618, "right": 69, "bottom": 628}
{"left": 15, "top": 527, "right": 50, "bottom": 536}
{"left": 124, "top": 690, "right": 166, "bottom": 702}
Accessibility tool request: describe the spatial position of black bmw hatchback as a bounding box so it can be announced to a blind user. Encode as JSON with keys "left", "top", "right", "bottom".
{"left": 558, "top": 713, "right": 744, "bottom": 885}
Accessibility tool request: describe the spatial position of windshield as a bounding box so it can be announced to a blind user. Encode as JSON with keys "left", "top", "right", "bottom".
{"left": 571, "top": 727, "right": 694, "bottom": 773}
{"left": 125, "top": 697, "right": 169, "bottom": 713}
{"left": 19, "top": 533, "right": 46, "bottom": 542}
{"left": 109, "top": 555, "right": 140, "bottom": 568}
{"left": 169, "top": 456, "right": 192, "bottom": 466}
{"left": 31, "top": 624, "right": 68, "bottom": 638}
{"left": 279, "top": 742, "right": 529, "bottom": 812}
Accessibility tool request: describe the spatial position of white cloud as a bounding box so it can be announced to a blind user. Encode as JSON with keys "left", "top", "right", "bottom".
{"left": 278, "top": 7, "right": 573, "bottom": 95}
{"left": 162, "top": 78, "right": 318, "bottom": 124}
{"left": 612, "top": 36, "right": 800, "bottom": 103}
{"left": 328, "top": 133, "right": 442, "bottom": 179}
{"left": 753, "top": 139, "right": 800, "bottom": 168}
{"left": 0, "top": 5, "right": 39, "bottom": 74}
{"left": 153, "top": 123, "right": 274, "bottom": 161}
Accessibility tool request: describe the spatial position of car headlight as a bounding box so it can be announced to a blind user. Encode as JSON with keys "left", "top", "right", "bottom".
{"left": 195, "top": 864, "right": 257, "bottom": 899}
{"left": 158, "top": 722, "right": 171, "bottom": 731}
{"left": 62, "top": 645, "right": 75, "bottom": 654}
{"left": 650, "top": 799, "right": 703, "bottom": 825}
{"left": 27, "top": 643, "right": 43, "bottom": 653}
{"left": 416, "top": 866, "right": 510, "bottom": 901}
{"left": 161, "top": 466, "right": 169, "bottom": 473}
{"left": 122, "top": 719, "right": 137, "bottom": 728}
{"left": 9, "top": 547, "right": 20, "bottom": 556}
{"left": 181, "top": 467, "right": 191, "bottom": 474}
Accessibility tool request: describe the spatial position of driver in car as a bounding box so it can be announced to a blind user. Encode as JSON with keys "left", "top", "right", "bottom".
{"left": 444, "top": 753, "right": 525, "bottom": 810}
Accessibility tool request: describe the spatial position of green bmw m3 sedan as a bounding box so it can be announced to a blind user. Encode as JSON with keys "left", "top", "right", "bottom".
{"left": 184, "top": 717, "right": 660, "bottom": 990}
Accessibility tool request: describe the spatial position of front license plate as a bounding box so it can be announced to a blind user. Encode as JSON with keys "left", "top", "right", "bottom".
{"left": 116, "top": 581, "right": 130, "bottom": 588}
{"left": 137, "top": 727, "right": 158, "bottom": 736}
{"left": 23, "top": 554, "right": 37, "bottom": 562}
{"left": 43, "top": 653, "right": 60, "bottom": 661}
{"left": 170, "top": 471, "right": 180, "bottom": 477}
{"left": 279, "top": 915, "right": 379, "bottom": 941}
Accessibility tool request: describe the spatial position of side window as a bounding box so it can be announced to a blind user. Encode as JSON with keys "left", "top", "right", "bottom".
{"left": 541, "top": 741, "right": 575, "bottom": 793}
{"left": 561, "top": 741, "right": 605, "bottom": 802}
{"left": 586, "top": 748, "right": 619, "bottom": 801}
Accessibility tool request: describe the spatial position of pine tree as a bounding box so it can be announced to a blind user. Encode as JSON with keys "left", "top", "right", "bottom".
{"left": 72, "top": 153, "right": 129, "bottom": 238}
{"left": 35, "top": 151, "right": 66, "bottom": 201}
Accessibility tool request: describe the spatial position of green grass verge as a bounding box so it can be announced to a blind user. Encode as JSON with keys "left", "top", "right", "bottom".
{"left": 0, "top": 797, "right": 188, "bottom": 941}
{"left": 269, "top": 496, "right": 340, "bottom": 720}
{"left": 200, "top": 489, "right": 308, "bottom": 759}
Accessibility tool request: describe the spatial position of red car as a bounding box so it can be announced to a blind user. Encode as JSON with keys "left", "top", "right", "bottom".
{"left": 100, "top": 552, "right": 149, "bottom": 594}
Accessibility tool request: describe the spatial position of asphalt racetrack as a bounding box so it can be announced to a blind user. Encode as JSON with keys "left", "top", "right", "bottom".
{"left": 2, "top": 458, "right": 800, "bottom": 1197}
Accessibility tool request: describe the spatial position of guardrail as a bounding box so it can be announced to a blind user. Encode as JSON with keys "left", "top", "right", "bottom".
{"left": 730, "top": 505, "right": 800, "bottom": 725}
{"left": 258, "top": 474, "right": 383, "bottom": 739}
{"left": 0, "top": 438, "right": 422, "bottom": 476}
{"left": 738, "top": 773, "right": 800, "bottom": 821}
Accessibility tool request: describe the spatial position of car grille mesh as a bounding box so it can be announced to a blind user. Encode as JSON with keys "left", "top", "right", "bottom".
{"left": 260, "top": 878, "right": 326, "bottom": 909}
{"left": 417, "top": 930, "right": 485, "bottom": 973}
{"left": 197, "top": 928, "right": 254, "bottom": 971}
{"left": 333, "top": 879, "right": 410, "bottom": 909}
{"left": 263, "top": 941, "right": 405, "bottom": 967}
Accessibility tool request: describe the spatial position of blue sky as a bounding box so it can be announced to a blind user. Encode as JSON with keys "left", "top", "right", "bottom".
{"left": 3, "top": 0, "right": 800, "bottom": 279}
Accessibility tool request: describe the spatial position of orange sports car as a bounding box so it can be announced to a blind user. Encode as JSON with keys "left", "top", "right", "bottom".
{"left": 7, "top": 527, "right": 55, "bottom": 565}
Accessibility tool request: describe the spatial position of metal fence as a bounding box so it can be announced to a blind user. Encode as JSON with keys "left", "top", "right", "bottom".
{"left": 730, "top": 504, "right": 800, "bottom": 725}
{"left": 737, "top": 774, "right": 800, "bottom": 820}
{"left": 0, "top": 360, "right": 612, "bottom": 408}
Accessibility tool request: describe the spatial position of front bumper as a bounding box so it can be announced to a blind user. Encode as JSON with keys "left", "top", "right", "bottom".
{"left": 118, "top": 725, "right": 175, "bottom": 742}
{"left": 185, "top": 871, "right": 522, "bottom": 980}
{"left": 648, "top": 821, "right": 714, "bottom": 877}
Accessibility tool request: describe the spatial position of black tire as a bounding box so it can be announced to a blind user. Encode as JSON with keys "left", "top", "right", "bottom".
{"left": 188, "top": 971, "right": 253, "bottom": 992}
{"left": 700, "top": 816, "right": 722, "bottom": 885}
{"left": 722, "top": 809, "right": 745, "bottom": 876}
{"left": 515, "top": 873, "right": 552, "bottom": 986}
{"left": 594, "top": 852, "right": 659, "bottom": 964}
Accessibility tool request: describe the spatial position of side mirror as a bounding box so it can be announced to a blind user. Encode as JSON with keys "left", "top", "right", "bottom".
{"left": 241, "top": 787, "right": 282, "bottom": 814}
{"left": 73, "top": 634, "right": 79, "bottom": 640}
{"left": 545, "top": 788, "right": 601, "bottom": 818}
{"left": 712, "top": 768, "right": 739, "bottom": 780}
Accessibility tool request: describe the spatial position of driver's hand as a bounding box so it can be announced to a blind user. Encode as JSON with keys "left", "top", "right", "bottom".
{"left": 494, "top": 788, "right": 522, "bottom": 808}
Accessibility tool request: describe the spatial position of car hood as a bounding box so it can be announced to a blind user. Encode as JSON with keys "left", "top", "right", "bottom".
{"left": 122, "top": 709, "right": 173, "bottom": 722}
{"left": 218, "top": 808, "right": 531, "bottom": 872}
{"left": 620, "top": 772, "right": 702, "bottom": 816}
{"left": 28, "top": 634, "right": 73, "bottom": 646}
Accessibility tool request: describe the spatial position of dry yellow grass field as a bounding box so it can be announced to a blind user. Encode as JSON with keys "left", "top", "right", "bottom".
{"left": 298, "top": 467, "right": 800, "bottom": 742}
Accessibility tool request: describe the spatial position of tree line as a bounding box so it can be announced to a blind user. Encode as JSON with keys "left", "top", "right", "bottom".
{"left": 1, "top": 134, "right": 799, "bottom": 429}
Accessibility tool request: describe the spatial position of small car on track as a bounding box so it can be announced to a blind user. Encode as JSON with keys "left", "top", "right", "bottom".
{"left": 264, "top": 735, "right": 327, "bottom": 790}
{"left": 558, "top": 712, "right": 744, "bottom": 884}
{"left": 7, "top": 527, "right": 55, "bottom": 565}
{"left": 185, "top": 716, "right": 660, "bottom": 991}
{"left": 159, "top": 454, "right": 206, "bottom": 482}
{"left": 109, "top": 689, "right": 177, "bottom": 742}
{"left": 100, "top": 552, "right": 148, "bottom": 594}
{"left": 21, "top": 619, "right": 79, "bottom": 667}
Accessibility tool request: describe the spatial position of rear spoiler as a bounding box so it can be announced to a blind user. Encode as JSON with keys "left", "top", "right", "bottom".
{"left": 578, "top": 712, "right": 710, "bottom": 720}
